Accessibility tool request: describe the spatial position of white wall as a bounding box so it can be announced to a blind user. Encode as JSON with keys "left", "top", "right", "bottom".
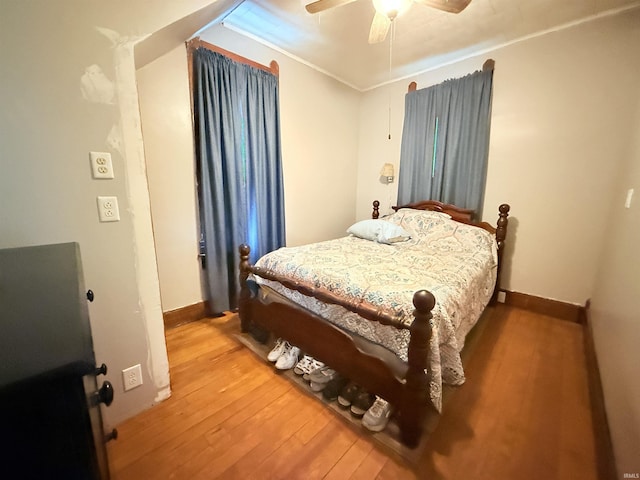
{"left": 0, "top": 0, "right": 222, "bottom": 427}
{"left": 590, "top": 92, "right": 640, "bottom": 476}
{"left": 355, "top": 82, "right": 412, "bottom": 219}
{"left": 137, "top": 46, "right": 204, "bottom": 312}
{"left": 357, "top": 9, "right": 640, "bottom": 306}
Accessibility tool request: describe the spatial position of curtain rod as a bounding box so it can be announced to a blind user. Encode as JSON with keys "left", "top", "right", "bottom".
{"left": 407, "top": 58, "right": 495, "bottom": 92}
{"left": 186, "top": 37, "right": 279, "bottom": 77}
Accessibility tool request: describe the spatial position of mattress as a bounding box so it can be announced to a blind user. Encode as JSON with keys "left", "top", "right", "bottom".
{"left": 253, "top": 209, "right": 497, "bottom": 411}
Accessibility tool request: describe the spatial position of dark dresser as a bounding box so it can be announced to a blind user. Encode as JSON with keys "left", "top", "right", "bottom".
{"left": 0, "top": 243, "right": 115, "bottom": 479}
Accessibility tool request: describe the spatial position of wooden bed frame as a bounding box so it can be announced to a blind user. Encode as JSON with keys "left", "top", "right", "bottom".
{"left": 238, "top": 200, "right": 510, "bottom": 448}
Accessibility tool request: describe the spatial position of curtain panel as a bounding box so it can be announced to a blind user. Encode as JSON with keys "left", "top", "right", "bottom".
{"left": 397, "top": 68, "right": 494, "bottom": 216}
{"left": 193, "top": 48, "right": 285, "bottom": 313}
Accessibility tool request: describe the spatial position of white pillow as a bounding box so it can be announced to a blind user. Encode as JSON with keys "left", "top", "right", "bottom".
{"left": 347, "top": 219, "right": 411, "bottom": 244}
{"left": 384, "top": 209, "right": 454, "bottom": 238}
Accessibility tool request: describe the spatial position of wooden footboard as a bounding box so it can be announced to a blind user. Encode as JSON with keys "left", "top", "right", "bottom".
{"left": 238, "top": 244, "right": 435, "bottom": 448}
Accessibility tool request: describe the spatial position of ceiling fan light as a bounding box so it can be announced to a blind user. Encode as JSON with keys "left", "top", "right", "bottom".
{"left": 373, "top": 0, "right": 412, "bottom": 20}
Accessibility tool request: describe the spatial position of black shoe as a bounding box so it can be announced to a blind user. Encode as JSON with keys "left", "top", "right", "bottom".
{"left": 322, "top": 375, "right": 349, "bottom": 402}
{"left": 350, "top": 391, "right": 376, "bottom": 417}
{"left": 337, "top": 382, "right": 360, "bottom": 408}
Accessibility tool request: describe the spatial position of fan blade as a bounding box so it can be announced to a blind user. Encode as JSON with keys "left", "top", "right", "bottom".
{"left": 414, "top": 0, "right": 471, "bottom": 14}
{"left": 305, "top": 0, "right": 357, "bottom": 14}
{"left": 368, "top": 12, "right": 391, "bottom": 44}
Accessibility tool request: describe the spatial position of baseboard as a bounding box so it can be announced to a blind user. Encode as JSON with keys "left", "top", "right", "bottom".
{"left": 582, "top": 300, "right": 617, "bottom": 480}
{"left": 501, "top": 290, "right": 583, "bottom": 323}
{"left": 163, "top": 301, "right": 210, "bottom": 329}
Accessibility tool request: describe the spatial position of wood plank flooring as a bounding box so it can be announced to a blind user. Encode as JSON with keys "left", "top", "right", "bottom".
{"left": 108, "top": 305, "right": 599, "bottom": 479}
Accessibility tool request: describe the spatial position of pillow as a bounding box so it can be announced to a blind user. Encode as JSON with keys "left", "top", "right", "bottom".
{"left": 347, "top": 219, "right": 411, "bottom": 244}
{"left": 388, "top": 208, "right": 452, "bottom": 220}
{"left": 384, "top": 209, "right": 455, "bottom": 238}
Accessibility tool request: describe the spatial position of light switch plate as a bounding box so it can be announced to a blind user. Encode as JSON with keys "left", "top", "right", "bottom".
{"left": 90, "top": 151, "right": 114, "bottom": 179}
{"left": 625, "top": 188, "right": 634, "bottom": 209}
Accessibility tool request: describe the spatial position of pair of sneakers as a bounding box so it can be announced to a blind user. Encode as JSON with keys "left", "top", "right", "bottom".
{"left": 267, "top": 338, "right": 300, "bottom": 370}
{"left": 293, "top": 355, "right": 325, "bottom": 377}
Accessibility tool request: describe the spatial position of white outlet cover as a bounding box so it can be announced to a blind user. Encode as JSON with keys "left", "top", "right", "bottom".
{"left": 90, "top": 151, "right": 114, "bottom": 179}
{"left": 122, "top": 364, "right": 143, "bottom": 392}
{"left": 97, "top": 196, "right": 120, "bottom": 222}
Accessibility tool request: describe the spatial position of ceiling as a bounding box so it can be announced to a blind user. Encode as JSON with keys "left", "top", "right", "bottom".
{"left": 219, "top": 0, "right": 640, "bottom": 90}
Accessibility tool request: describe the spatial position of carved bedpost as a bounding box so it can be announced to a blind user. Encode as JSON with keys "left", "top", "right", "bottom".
{"left": 239, "top": 244, "right": 252, "bottom": 333}
{"left": 492, "top": 204, "right": 510, "bottom": 303}
{"left": 400, "top": 289, "right": 435, "bottom": 448}
{"left": 372, "top": 200, "right": 380, "bottom": 219}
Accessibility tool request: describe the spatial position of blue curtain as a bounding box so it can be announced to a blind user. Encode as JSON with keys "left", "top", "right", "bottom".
{"left": 397, "top": 68, "right": 493, "bottom": 216}
{"left": 193, "top": 48, "right": 285, "bottom": 313}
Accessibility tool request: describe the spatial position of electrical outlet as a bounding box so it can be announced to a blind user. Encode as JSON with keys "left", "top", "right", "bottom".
{"left": 497, "top": 291, "right": 506, "bottom": 303}
{"left": 97, "top": 196, "right": 120, "bottom": 222}
{"left": 90, "top": 152, "right": 114, "bottom": 179}
{"left": 122, "top": 364, "right": 143, "bottom": 392}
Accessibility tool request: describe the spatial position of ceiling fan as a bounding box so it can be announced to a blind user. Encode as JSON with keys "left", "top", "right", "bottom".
{"left": 305, "top": 0, "right": 471, "bottom": 44}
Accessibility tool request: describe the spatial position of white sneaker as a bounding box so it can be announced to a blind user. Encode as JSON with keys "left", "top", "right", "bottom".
{"left": 293, "top": 355, "right": 312, "bottom": 375}
{"left": 267, "top": 338, "right": 286, "bottom": 362}
{"left": 302, "top": 359, "right": 326, "bottom": 381}
{"left": 362, "top": 397, "right": 392, "bottom": 432}
{"left": 294, "top": 355, "right": 325, "bottom": 376}
{"left": 275, "top": 345, "right": 300, "bottom": 370}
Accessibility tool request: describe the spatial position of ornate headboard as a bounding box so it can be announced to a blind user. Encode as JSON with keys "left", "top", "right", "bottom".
{"left": 393, "top": 200, "right": 475, "bottom": 223}
{"left": 372, "top": 199, "right": 508, "bottom": 236}
{"left": 371, "top": 199, "right": 511, "bottom": 303}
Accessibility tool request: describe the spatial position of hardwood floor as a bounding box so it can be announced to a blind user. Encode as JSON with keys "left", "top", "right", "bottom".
{"left": 108, "top": 305, "right": 599, "bottom": 479}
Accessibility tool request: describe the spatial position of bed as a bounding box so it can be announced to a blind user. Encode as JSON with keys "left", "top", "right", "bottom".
{"left": 238, "top": 200, "right": 510, "bottom": 448}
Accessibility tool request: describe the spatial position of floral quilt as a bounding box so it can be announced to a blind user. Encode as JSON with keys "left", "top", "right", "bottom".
{"left": 254, "top": 209, "right": 497, "bottom": 411}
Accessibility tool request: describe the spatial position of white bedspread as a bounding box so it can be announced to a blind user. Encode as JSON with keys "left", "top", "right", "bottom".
{"left": 254, "top": 209, "right": 497, "bottom": 411}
